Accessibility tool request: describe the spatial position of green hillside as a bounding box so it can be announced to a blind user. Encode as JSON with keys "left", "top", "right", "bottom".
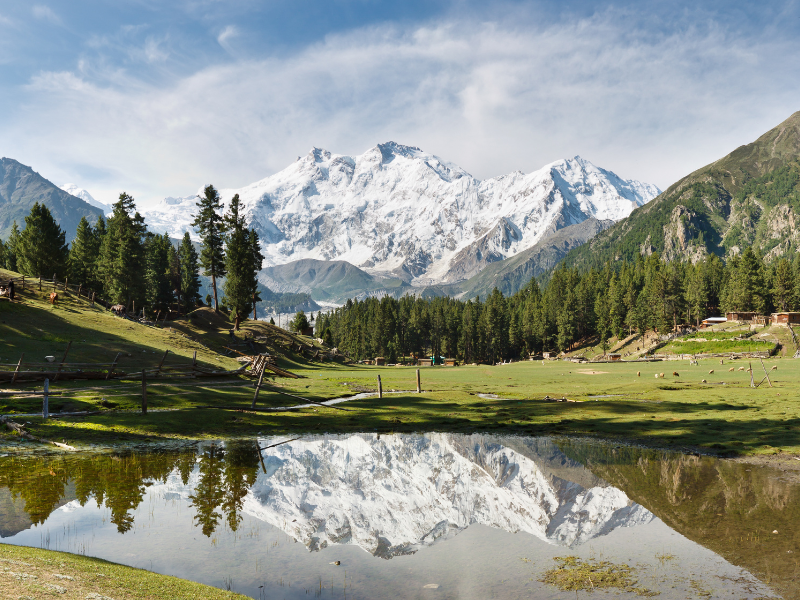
{"left": 564, "top": 111, "right": 800, "bottom": 268}
{"left": 0, "top": 158, "right": 103, "bottom": 242}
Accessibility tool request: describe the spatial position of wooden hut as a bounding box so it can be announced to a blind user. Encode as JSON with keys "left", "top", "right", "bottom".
{"left": 444, "top": 358, "right": 457, "bottom": 367}
{"left": 607, "top": 353, "right": 622, "bottom": 362}
{"left": 374, "top": 357, "right": 386, "bottom": 366}
{"left": 725, "top": 312, "right": 757, "bottom": 322}
{"left": 417, "top": 358, "right": 433, "bottom": 367}
{"left": 771, "top": 312, "right": 800, "bottom": 326}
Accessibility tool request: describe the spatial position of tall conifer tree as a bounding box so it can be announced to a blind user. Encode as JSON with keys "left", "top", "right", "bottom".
{"left": 222, "top": 194, "right": 264, "bottom": 329}
{"left": 69, "top": 216, "right": 102, "bottom": 290}
{"left": 146, "top": 233, "right": 173, "bottom": 315}
{"left": 179, "top": 232, "right": 202, "bottom": 313}
{"left": 18, "top": 203, "right": 69, "bottom": 279}
{"left": 4, "top": 222, "right": 20, "bottom": 272}
{"left": 99, "top": 192, "right": 147, "bottom": 307}
{"left": 192, "top": 185, "right": 227, "bottom": 312}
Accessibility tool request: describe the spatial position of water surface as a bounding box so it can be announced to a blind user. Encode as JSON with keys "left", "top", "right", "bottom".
{"left": 1, "top": 434, "right": 797, "bottom": 598}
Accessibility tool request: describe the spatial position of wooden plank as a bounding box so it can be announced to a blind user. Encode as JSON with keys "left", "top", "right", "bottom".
{"left": 251, "top": 367, "right": 266, "bottom": 409}
{"left": 11, "top": 353, "right": 23, "bottom": 384}
{"left": 377, "top": 374, "right": 383, "bottom": 399}
{"left": 416, "top": 369, "right": 421, "bottom": 393}
{"left": 155, "top": 350, "right": 169, "bottom": 377}
{"left": 106, "top": 353, "right": 121, "bottom": 380}
{"left": 53, "top": 341, "right": 72, "bottom": 383}
{"left": 759, "top": 358, "right": 773, "bottom": 388}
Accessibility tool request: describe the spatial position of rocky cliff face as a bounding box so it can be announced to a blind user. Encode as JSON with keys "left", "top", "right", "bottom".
{"left": 142, "top": 144, "right": 659, "bottom": 285}
{"left": 157, "top": 434, "right": 653, "bottom": 558}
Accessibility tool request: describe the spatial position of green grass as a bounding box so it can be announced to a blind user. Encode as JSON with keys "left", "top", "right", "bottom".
{"left": 0, "top": 543, "right": 247, "bottom": 599}
{"left": 2, "top": 267, "right": 800, "bottom": 457}
{"left": 661, "top": 339, "right": 774, "bottom": 354}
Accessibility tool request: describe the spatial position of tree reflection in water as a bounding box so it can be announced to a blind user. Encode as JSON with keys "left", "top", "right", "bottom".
{"left": 0, "top": 442, "right": 260, "bottom": 536}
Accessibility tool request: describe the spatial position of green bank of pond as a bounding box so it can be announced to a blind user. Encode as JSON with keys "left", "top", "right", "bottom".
{"left": 1, "top": 435, "right": 797, "bottom": 599}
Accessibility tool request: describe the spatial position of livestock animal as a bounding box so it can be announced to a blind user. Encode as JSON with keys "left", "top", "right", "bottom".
{"left": 689, "top": 359, "right": 698, "bottom": 365}
{"left": 659, "top": 373, "right": 665, "bottom": 378}
{"left": 672, "top": 371, "right": 679, "bottom": 377}
{"left": 637, "top": 371, "right": 640, "bottom": 377}
{"left": 771, "top": 365, "right": 778, "bottom": 371}
{"left": 654, "top": 373, "right": 658, "bottom": 379}
{"left": 728, "top": 367, "right": 735, "bottom": 372}
{"left": 738, "top": 366, "right": 745, "bottom": 371}
{"left": 702, "top": 379, "right": 707, "bottom": 383}
{"left": 49, "top": 292, "right": 58, "bottom": 306}
{"left": 708, "top": 369, "right": 714, "bottom": 374}
{"left": 110, "top": 304, "right": 126, "bottom": 316}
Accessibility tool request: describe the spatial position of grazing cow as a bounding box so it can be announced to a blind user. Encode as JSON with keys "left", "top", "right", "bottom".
{"left": 708, "top": 369, "right": 714, "bottom": 374}
{"left": 49, "top": 292, "right": 58, "bottom": 306}
{"left": 738, "top": 366, "right": 745, "bottom": 371}
{"left": 771, "top": 365, "right": 778, "bottom": 371}
{"left": 728, "top": 367, "right": 735, "bottom": 372}
{"left": 110, "top": 304, "right": 126, "bottom": 316}
{"left": 654, "top": 373, "right": 658, "bottom": 379}
{"left": 637, "top": 371, "right": 640, "bottom": 377}
{"left": 672, "top": 371, "right": 680, "bottom": 377}
{"left": 659, "top": 373, "right": 665, "bottom": 378}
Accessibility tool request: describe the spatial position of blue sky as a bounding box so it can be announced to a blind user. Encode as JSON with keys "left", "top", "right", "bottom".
{"left": 1, "top": 0, "right": 800, "bottom": 206}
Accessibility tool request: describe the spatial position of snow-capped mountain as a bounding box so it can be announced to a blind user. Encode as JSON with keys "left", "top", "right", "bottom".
{"left": 143, "top": 143, "right": 660, "bottom": 284}
{"left": 60, "top": 183, "right": 111, "bottom": 214}
{"left": 157, "top": 434, "right": 654, "bottom": 558}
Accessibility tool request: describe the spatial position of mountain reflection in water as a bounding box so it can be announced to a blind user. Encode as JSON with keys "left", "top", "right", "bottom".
{"left": 0, "top": 434, "right": 795, "bottom": 599}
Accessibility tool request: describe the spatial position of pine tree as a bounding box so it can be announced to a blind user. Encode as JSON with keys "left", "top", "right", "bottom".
{"left": 192, "top": 185, "right": 227, "bottom": 312}
{"left": 17, "top": 203, "right": 69, "bottom": 279}
{"left": 222, "top": 194, "right": 264, "bottom": 329}
{"left": 69, "top": 216, "right": 102, "bottom": 290}
{"left": 772, "top": 258, "right": 794, "bottom": 311}
{"left": 179, "top": 232, "right": 201, "bottom": 313}
{"left": 98, "top": 193, "right": 148, "bottom": 306}
{"left": 290, "top": 310, "right": 310, "bottom": 332}
{"left": 0, "top": 237, "right": 4, "bottom": 268}
{"left": 4, "top": 221, "right": 20, "bottom": 272}
{"left": 146, "top": 233, "right": 173, "bottom": 315}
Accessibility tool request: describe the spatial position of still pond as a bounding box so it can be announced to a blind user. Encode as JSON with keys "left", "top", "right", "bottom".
{"left": 1, "top": 434, "right": 798, "bottom": 598}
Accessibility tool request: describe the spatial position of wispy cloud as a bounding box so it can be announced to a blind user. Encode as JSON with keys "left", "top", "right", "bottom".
{"left": 32, "top": 5, "right": 61, "bottom": 25}
{"left": 6, "top": 8, "right": 800, "bottom": 205}
{"left": 217, "top": 25, "right": 238, "bottom": 52}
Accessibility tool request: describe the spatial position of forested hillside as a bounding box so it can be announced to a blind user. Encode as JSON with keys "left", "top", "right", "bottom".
{"left": 315, "top": 246, "right": 794, "bottom": 362}
{"left": 564, "top": 111, "right": 800, "bottom": 268}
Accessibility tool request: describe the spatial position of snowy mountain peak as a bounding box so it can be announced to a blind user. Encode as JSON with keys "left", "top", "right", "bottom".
{"left": 60, "top": 183, "right": 111, "bottom": 214}
{"left": 141, "top": 143, "right": 660, "bottom": 284}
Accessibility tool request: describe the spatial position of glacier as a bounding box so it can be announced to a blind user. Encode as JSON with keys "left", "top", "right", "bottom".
{"left": 141, "top": 143, "right": 660, "bottom": 285}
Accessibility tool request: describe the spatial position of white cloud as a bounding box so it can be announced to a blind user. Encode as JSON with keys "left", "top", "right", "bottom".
{"left": 142, "top": 36, "right": 168, "bottom": 63}
{"left": 32, "top": 5, "right": 61, "bottom": 25}
{"left": 5, "top": 10, "right": 800, "bottom": 206}
{"left": 217, "top": 25, "right": 238, "bottom": 51}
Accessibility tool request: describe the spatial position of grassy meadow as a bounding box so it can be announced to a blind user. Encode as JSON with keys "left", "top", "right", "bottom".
{"left": 1, "top": 268, "right": 800, "bottom": 457}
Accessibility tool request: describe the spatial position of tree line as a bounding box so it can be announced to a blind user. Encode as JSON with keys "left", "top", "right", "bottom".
{"left": 0, "top": 186, "right": 263, "bottom": 328}
{"left": 314, "top": 247, "right": 798, "bottom": 362}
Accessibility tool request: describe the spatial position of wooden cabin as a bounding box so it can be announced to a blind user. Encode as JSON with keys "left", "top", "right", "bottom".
{"left": 607, "top": 353, "right": 622, "bottom": 362}
{"left": 417, "top": 358, "right": 433, "bottom": 366}
{"left": 444, "top": 358, "right": 457, "bottom": 367}
{"left": 725, "top": 312, "right": 757, "bottom": 322}
{"left": 771, "top": 312, "right": 800, "bottom": 326}
{"left": 374, "top": 357, "right": 386, "bottom": 366}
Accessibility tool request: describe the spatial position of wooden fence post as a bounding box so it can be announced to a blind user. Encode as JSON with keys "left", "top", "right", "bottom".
{"left": 39, "top": 277, "right": 42, "bottom": 292}
{"left": 416, "top": 369, "right": 421, "bottom": 393}
{"left": 377, "top": 375, "right": 383, "bottom": 399}
{"left": 53, "top": 341, "right": 72, "bottom": 383}
{"left": 759, "top": 358, "right": 773, "bottom": 388}
{"left": 192, "top": 350, "right": 197, "bottom": 370}
{"left": 43, "top": 379, "right": 49, "bottom": 419}
{"left": 64, "top": 278, "right": 68, "bottom": 294}
{"left": 11, "top": 354, "right": 23, "bottom": 384}
{"left": 91, "top": 291, "right": 95, "bottom": 307}
{"left": 749, "top": 362, "right": 754, "bottom": 388}
{"left": 77, "top": 284, "right": 82, "bottom": 299}
{"left": 141, "top": 370, "right": 148, "bottom": 414}
{"left": 106, "top": 353, "right": 121, "bottom": 380}
{"left": 155, "top": 350, "right": 169, "bottom": 377}
{"left": 251, "top": 367, "right": 266, "bottom": 409}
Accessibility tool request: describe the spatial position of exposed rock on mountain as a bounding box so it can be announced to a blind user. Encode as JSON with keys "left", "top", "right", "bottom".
{"left": 565, "top": 110, "right": 800, "bottom": 267}
{"left": 458, "top": 217, "right": 614, "bottom": 299}
{"left": 0, "top": 158, "right": 104, "bottom": 242}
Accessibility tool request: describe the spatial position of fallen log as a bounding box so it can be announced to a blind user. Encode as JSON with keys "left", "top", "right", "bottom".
{"left": 0, "top": 415, "right": 76, "bottom": 450}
